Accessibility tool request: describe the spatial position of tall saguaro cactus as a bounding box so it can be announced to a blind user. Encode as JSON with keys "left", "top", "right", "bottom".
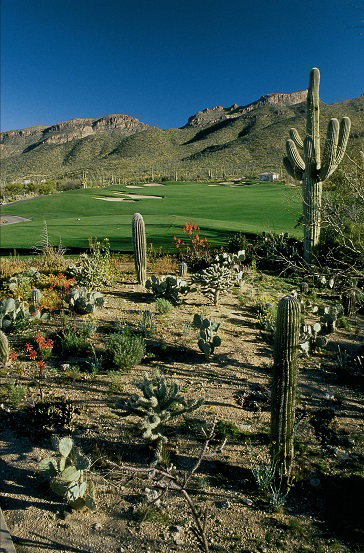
{"left": 283, "top": 68, "right": 351, "bottom": 264}
{"left": 132, "top": 213, "right": 147, "bottom": 285}
{"left": 271, "top": 295, "right": 300, "bottom": 480}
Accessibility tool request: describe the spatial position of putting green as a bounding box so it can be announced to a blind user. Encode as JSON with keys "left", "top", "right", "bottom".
{"left": 0, "top": 181, "right": 301, "bottom": 252}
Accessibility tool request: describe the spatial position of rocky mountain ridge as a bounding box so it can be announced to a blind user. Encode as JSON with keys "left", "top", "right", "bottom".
{"left": 184, "top": 90, "right": 308, "bottom": 127}
{"left": 0, "top": 90, "right": 362, "bottom": 181}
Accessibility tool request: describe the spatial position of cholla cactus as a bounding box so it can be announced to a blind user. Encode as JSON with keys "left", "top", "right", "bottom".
{"left": 39, "top": 436, "right": 96, "bottom": 510}
{"left": 0, "top": 330, "right": 9, "bottom": 364}
{"left": 118, "top": 373, "right": 204, "bottom": 465}
{"left": 193, "top": 263, "right": 236, "bottom": 305}
{"left": 283, "top": 68, "right": 351, "bottom": 263}
{"left": 193, "top": 314, "right": 221, "bottom": 359}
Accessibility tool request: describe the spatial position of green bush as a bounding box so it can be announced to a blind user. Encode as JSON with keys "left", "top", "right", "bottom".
{"left": 61, "top": 323, "right": 95, "bottom": 355}
{"left": 155, "top": 298, "right": 173, "bottom": 314}
{"left": 106, "top": 332, "right": 145, "bottom": 371}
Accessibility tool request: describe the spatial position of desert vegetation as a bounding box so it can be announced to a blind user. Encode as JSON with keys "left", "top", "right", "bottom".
{"left": 0, "top": 69, "right": 363, "bottom": 553}
{"left": 0, "top": 202, "right": 363, "bottom": 553}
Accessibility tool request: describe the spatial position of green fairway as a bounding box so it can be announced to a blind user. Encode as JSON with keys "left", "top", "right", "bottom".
{"left": 0, "top": 181, "right": 301, "bottom": 253}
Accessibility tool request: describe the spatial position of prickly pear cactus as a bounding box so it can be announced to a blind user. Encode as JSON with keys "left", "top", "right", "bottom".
{"left": 271, "top": 295, "right": 300, "bottom": 480}
{"left": 39, "top": 436, "right": 96, "bottom": 510}
{"left": 193, "top": 314, "right": 222, "bottom": 359}
{"left": 283, "top": 68, "right": 351, "bottom": 264}
{"left": 0, "top": 330, "right": 10, "bottom": 364}
{"left": 132, "top": 213, "right": 147, "bottom": 285}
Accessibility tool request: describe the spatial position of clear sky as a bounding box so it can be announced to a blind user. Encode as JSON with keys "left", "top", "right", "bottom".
{"left": 1, "top": 0, "right": 363, "bottom": 132}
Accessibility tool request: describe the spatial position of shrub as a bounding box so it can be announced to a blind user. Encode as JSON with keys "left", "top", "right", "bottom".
{"left": 106, "top": 332, "right": 145, "bottom": 371}
{"left": 155, "top": 298, "right": 173, "bottom": 314}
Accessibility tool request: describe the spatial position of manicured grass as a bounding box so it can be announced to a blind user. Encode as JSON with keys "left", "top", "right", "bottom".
{"left": 0, "top": 181, "right": 301, "bottom": 252}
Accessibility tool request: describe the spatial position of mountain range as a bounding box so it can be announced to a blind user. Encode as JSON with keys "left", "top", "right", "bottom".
{"left": 1, "top": 90, "right": 363, "bottom": 182}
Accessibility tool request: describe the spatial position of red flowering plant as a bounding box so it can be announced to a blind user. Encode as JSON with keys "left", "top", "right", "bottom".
{"left": 24, "top": 339, "right": 51, "bottom": 400}
{"left": 35, "top": 332, "right": 54, "bottom": 360}
{"left": 37, "top": 273, "right": 76, "bottom": 312}
{"left": 173, "top": 221, "right": 211, "bottom": 271}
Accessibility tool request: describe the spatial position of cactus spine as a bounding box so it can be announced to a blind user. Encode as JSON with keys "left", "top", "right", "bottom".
{"left": 132, "top": 213, "right": 147, "bottom": 285}
{"left": 271, "top": 295, "right": 300, "bottom": 480}
{"left": 283, "top": 68, "right": 351, "bottom": 264}
{"left": 0, "top": 330, "right": 10, "bottom": 364}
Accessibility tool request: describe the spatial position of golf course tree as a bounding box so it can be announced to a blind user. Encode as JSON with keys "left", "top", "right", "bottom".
{"left": 283, "top": 68, "right": 351, "bottom": 264}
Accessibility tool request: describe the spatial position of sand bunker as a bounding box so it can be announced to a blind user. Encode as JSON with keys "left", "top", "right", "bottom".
{"left": 0, "top": 215, "right": 32, "bottom": 225}
{"left": 126, "top": 186, "right": 143, "bottom": 189}
{"left": 112, "top": 193, "right": 163, "bottom": 200}
{"left": 94, "top": 197, "right": 136, "bottom": 202}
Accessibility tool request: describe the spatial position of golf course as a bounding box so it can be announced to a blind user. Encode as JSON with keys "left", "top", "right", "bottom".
{"left": 0, "top": 181, "right": 301, "bottom": 253}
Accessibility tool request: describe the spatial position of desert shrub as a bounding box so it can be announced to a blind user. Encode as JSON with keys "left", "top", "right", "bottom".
{"left": 60, "top": 322, "right": 95, "bottom": 355}
{"left": 106, "top": 331, "right": 145, "bottom": 371}
{"left": 155, "top": 298, "right": 173, "bottom": 314}
{"left": 2, "top": 381, "right": 28, "bottom": 407}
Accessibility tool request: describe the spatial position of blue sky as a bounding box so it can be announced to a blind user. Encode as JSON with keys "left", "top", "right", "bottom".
{"left": 1, "top": 0, "right": 363, "bottom": 132}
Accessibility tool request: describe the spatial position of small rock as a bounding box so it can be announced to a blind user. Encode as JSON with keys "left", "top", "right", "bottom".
{"left": 60, "top": 363, "right": 70, "bottom": 371}
{"left": 93, "top": 522, "right": 103, "bottom": 531}
{"left": 118, "top": 547, "right": 126, "bottom": 553}
{"left": 242, "top": 497, "right": 253, "bottom": 506}
{"left": 215, "top": 500, "right": 229, "bottom": 509}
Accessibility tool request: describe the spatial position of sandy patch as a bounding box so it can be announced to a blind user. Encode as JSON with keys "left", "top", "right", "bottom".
{"left": 94, "top": 197, "right": 136, "bottom": 202}
{"left": 126, "top": 186, "right": 143, "bottom": 189}
{"left": 112, "top": 193, "right": 163, "bottom": 200}
{"left": 208, "top": 184, "right": 220, "bottom": 187}
{"left": 0, "top": 215, "right": 32, "bottom": 225}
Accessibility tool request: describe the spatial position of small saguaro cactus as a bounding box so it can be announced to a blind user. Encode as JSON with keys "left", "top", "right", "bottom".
{"left": 270, "top": 295, "right": 301, "bottom": 481}
{"left": 132, "top": 213, "right": 147, "bottom": 285}
{"left": 0, "top": 330, "right": 10, "bottom": 365}
{"left": 283, "top": 68, "right": 351, "bottom": 264}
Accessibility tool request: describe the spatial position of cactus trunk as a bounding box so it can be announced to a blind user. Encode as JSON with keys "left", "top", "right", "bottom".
{"left": 271, "top": 295, "right": 300, "bottom": 480}
{"left": 0, "top": 330, "right": 10, "bottom": 364}
{"left": 132, "top": 213, "right": 147, "bottom": 285}
{"left": 283, "top": 68, "right": 351, "bottom": 264}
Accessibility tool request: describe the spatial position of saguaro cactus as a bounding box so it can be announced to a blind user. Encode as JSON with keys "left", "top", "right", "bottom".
{"left": 132, "top": 213, "right": 147, "bottom": 285}
{"left": 271, "top": 295, "right": 300, "bottom": 480}
{"left": 283, "top": 68, "right": 351, "bottom": 264}
{"left": 0, "top": 330, "right": 10, "bottom": 364}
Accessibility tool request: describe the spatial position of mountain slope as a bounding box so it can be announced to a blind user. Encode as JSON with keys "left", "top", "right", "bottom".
{"left": 1, "top": 92, "right": 363, "bottom": 181}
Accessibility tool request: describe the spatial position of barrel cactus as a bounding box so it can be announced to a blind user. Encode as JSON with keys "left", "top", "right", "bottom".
{"left": 0, "top": 330, "right": 10, "bottom": 364}
{"left": 271, "top": 295, "right": 301, "bottom": 480}
{"left": 178, "top": 261, "right": 188, "bottom": 278}
{"left": 132, "top": 213, "right": 147, "bottom": 285}
{"left": 29, "top": 289, "right": 42, "bottom": 304}
{"left": 283, "top": 68, "right": 351, "bottom": 264}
